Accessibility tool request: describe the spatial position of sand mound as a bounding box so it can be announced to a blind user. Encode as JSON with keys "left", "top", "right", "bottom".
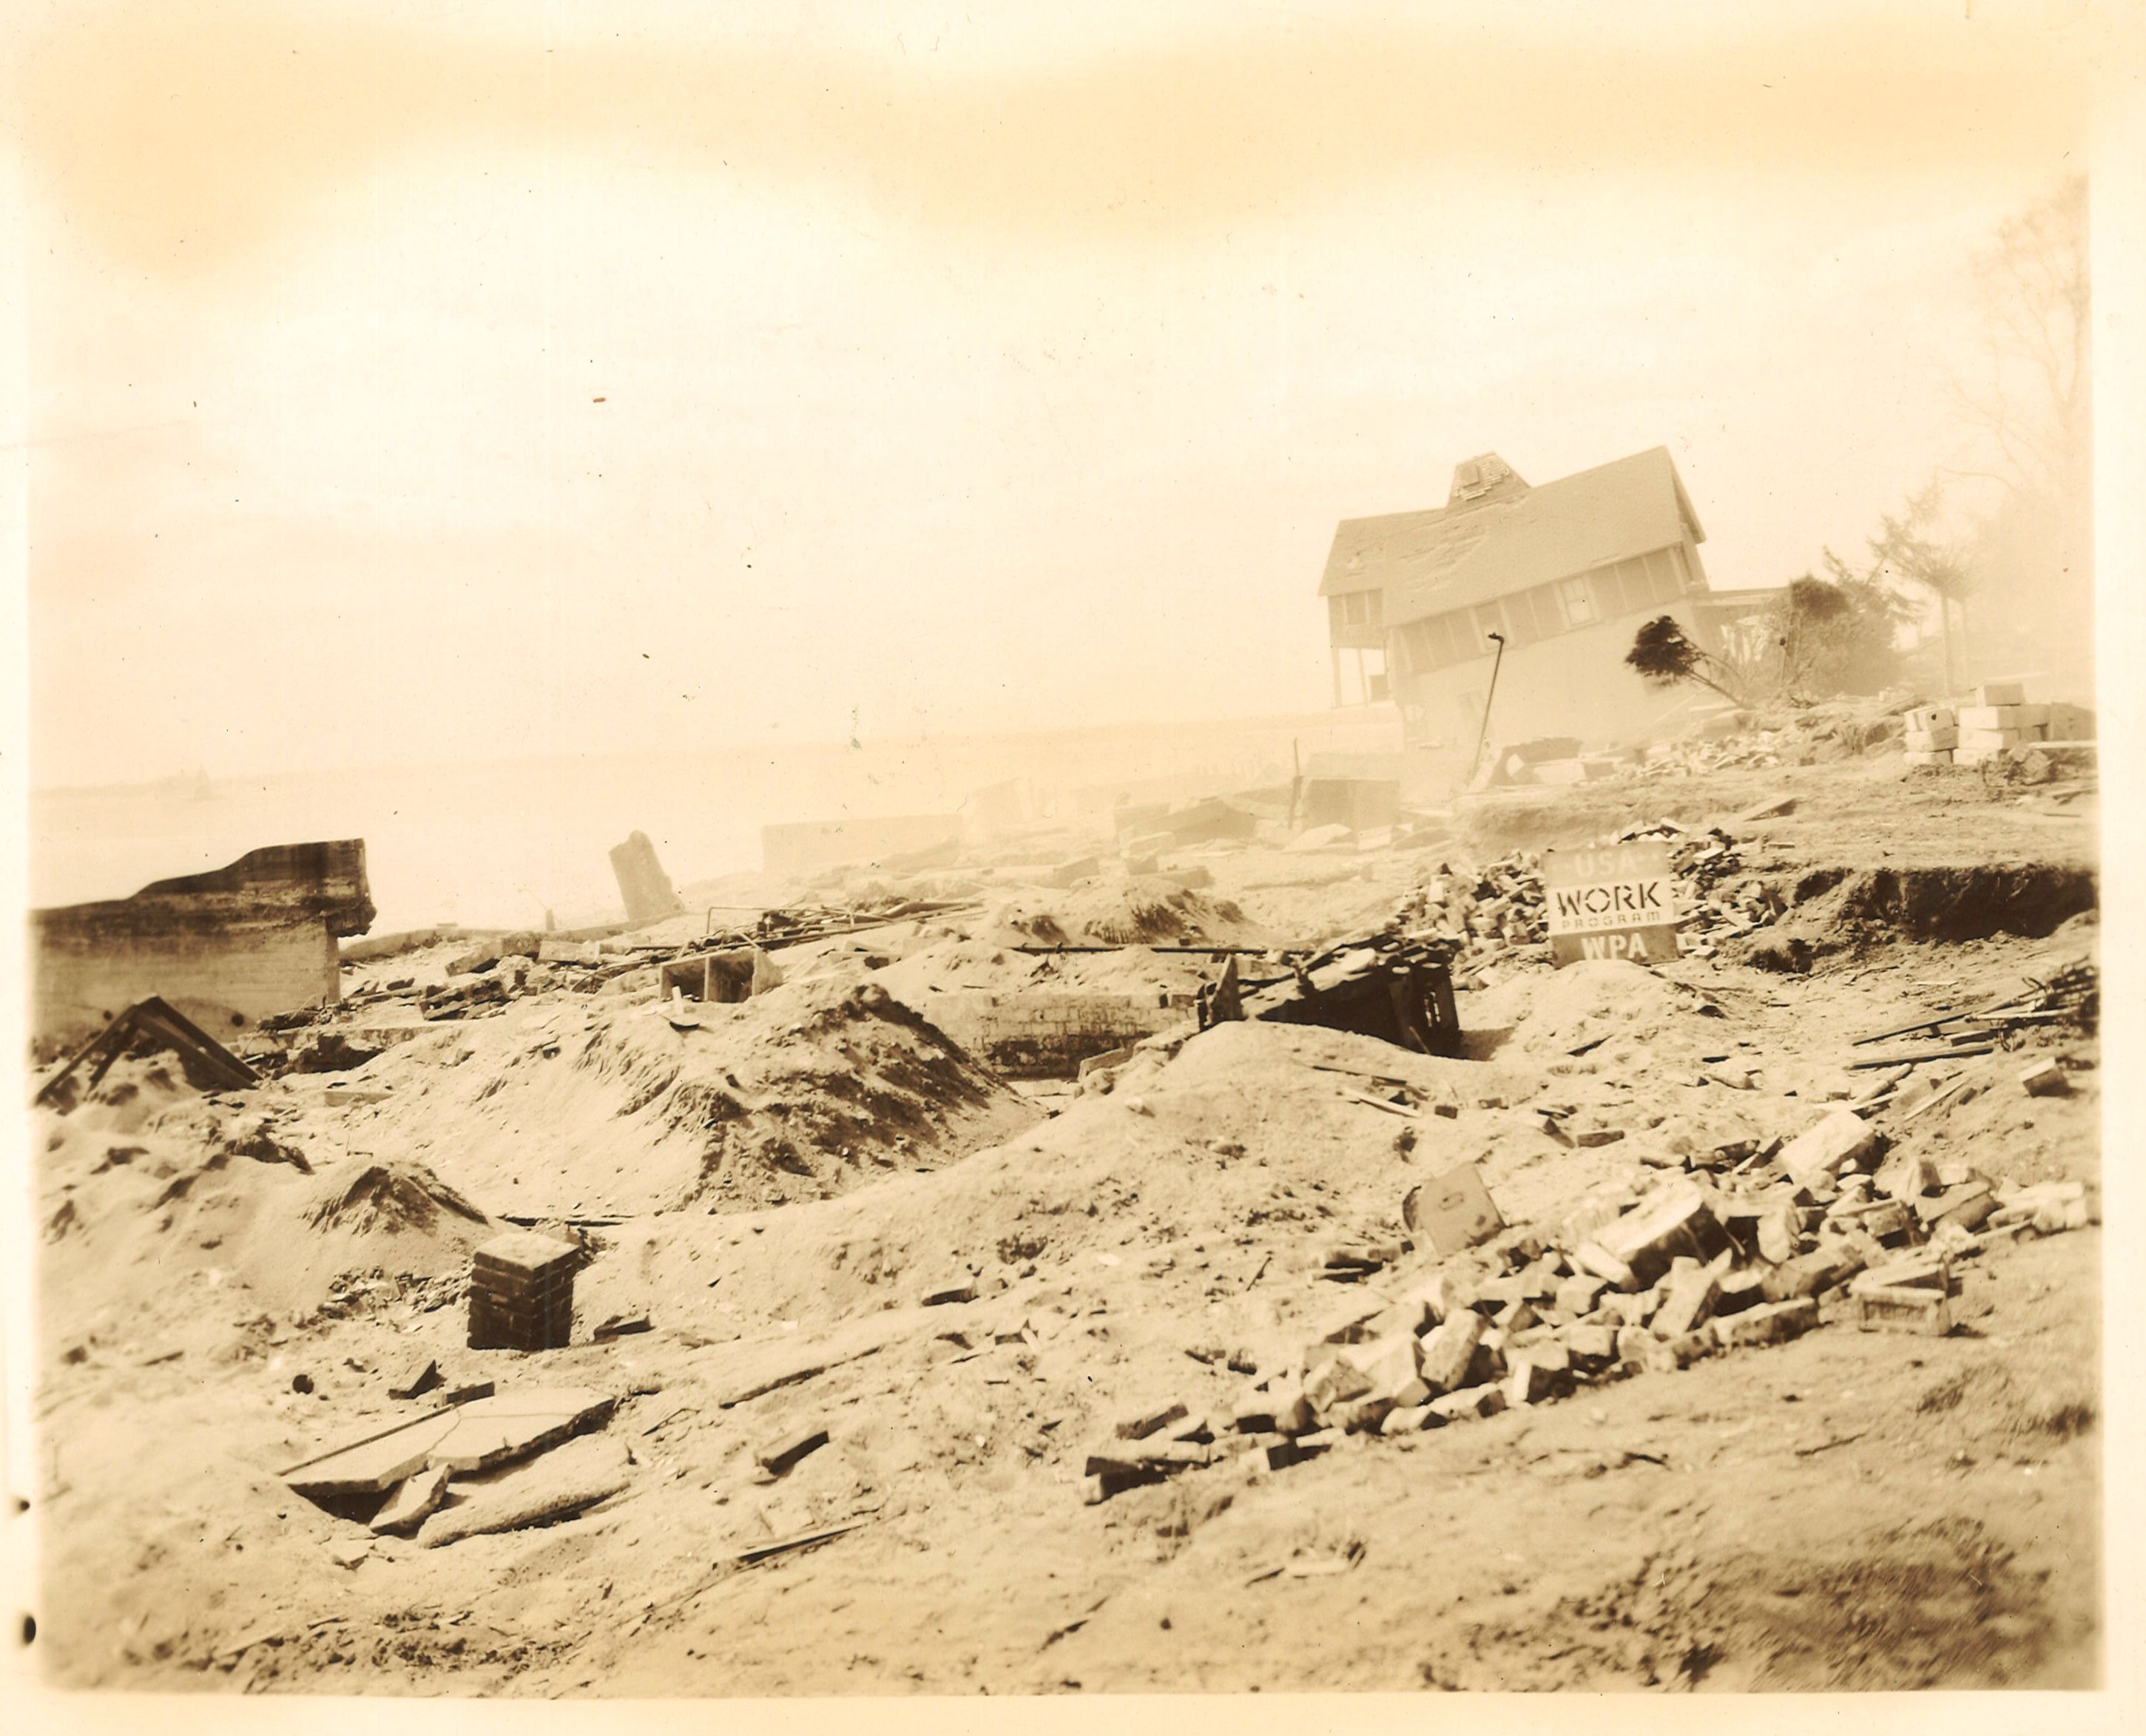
{"left": 1473, "top": 959, "right": 1723, "bottom": 1057}
{"left": 306, "top": 1160, "right": 489, "bottom": 1235}
{"left": 980, "top": 879, "right": 1268, "bottom": 948}
{"left": 352, "top": 979, "right": 1037, "bottom": 1217}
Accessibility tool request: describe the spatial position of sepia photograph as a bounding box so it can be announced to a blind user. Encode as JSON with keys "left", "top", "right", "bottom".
{"left": 4, "top": 0, "right": 2139, "bottom": 1709}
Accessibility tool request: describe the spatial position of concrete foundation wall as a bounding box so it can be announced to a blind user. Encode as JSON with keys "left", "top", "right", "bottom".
{"left": 915, "top": 989, "right": 1195, "bottom": 1078}
{"left": 33, "top": 908, "right": 340, "bottom": 1044}
{"left": 30, "top": 837, "right": 373, "bottom": 1047}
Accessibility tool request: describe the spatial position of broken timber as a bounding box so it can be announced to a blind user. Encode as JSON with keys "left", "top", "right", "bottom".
{"left": 33, "top": 995, "right": 260, "bottom": 1109}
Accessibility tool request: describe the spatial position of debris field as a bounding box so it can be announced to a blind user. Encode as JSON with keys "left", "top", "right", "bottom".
{"left": 25, "top": 706, "right": 2102, "bottom": 1694}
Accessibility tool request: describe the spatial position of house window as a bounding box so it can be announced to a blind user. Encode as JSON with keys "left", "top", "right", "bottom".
{"left": 1556, "top": 575, "right": 1599, "bottom": 629}
{"left": 1614, "top": 561, "right": 1653, "bottom": 618}
{"left": 1333, "top": 590, "right": 1383, "bottom": 630}
{"left": 1473, "top": 604, "right": 1505, "bottom": 649}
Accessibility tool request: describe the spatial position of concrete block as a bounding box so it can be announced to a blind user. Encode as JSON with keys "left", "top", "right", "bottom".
{"left": 1266, "top": 1430, "right": 1340, "bottom": 1470}
{"left": 1777, "top": 1108, "right": 1880, "bottom": 1188}
{"left": 1462, "top": 1339, "right": 1506, "bottom": 1389}
{"left": 1760, "top": 1246, "right": 1862, "bottom": 1303}
{"left": 1854, "top": 1285, "right": 1952, "bottom": 1335}
{"left": 1906, "top": 706, "right": 1955, "bottom": 732}
{"left": 369, "top": 1466, "right": 451, "bottom": 1536}
{"left": 1593, "top": 1183, "right": 1718, "bottom": 1288}
{"left": 1957, "top": 704, "right": 2027, "bottom": 730}
{"left": 1712, "top": 1297, "right": 1817, "bottom": 1349}
{"left": 1428, "top": 1385, "right": 1507, "bottom": 1423}
{"left": 1563, "top": 1323, "right": 1619, "bottom": 1367}
{"left": 1904, "top": 727, "right": 1959, "bottom": 752}
{"left": 1505, "top": 1357, "right": 1558, "bottom": 1406}
{"left": 1418, "top": 1310, "right": 1488, "bottom": 1394}
{"left": 1634, "top": 1330, "right": 1715, "bottom": 1372}
{"left": 1972, "top": 682, "right": 2025, "bottom": 706}
{"left": 1876, "top": 1149, "right": 1940, "bottom": 1202}
{"left": 1340, "top": 1331, "right": 1423, "bottom": 1402}
{"left": 757, "top": 1424, "right": 831, "bottom": 1476}
{"left": 1516, "top": 1257, "right": 1563, "bottom": 1300}
{"left": 1403, "top": 1163, "right": 1505, "bottom": 1257}
{"left": 1852, "top": 1253, "right": 1947, "bottom": 1292}
{"left": 1915, "top": 1181, "right": 1993, "bottom": 1226}
{"left": 1115, "top": 1401, "right": 1190, "bottom": 1442}
{"left": 1378, "top": 1403, "right": 1438, "bottom": 1436}
{"left": 2018, "top": 1057, "right": 2066, "bottom": 1097}
{"left": 2043, "top": 703, "right": 2095, "bottom": 741}
{"left": 1554, "top": 1274, "right": 1610, "bottom": 1317}
{"left": 1715, "top": 1269, "right": 1767, "bottom": 1315}
{"left": 1303, "top": 1358, "right": 1376, "bottom": 1414}
{"left": 1326, "top": 1396, "right": 1395, "bottom": 1436}
{"left": 1651, "top": 1270, "right": 1721, "bottom": 1340}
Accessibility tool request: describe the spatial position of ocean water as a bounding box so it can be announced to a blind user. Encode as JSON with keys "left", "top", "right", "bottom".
{"left": 28, "top": 712, "right": 1404, "bottom": 934}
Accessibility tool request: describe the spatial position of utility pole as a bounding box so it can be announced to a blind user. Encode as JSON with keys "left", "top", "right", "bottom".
{"left": 1469, "top": 632, "right": 1507, "bottom": 783}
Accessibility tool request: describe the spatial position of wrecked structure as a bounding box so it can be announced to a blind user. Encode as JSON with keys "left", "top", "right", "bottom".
{"left": 610, "top": 831, "right": 685, "bottom": 925}
{"left": 1320, "top": 449, "right": 1769, "bottom": 749}
{"left": 30, "top": 841, "right": 374, "bottom": 1048}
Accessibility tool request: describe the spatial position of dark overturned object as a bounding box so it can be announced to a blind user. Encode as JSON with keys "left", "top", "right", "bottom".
{"left": 1226, "top": 939, "right": 1462, "bottom": 1058}
{"left": 33, "top": 995, "right": 260, "bottom": 1111}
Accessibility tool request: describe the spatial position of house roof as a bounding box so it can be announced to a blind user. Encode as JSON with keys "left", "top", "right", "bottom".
{"left": 1318, "top": 447, "right": 1705, "bottom": 626}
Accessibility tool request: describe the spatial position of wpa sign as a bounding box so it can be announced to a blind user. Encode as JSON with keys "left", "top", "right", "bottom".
{"left": 1543, "top": 841, "right": 1679, "bottom": 965}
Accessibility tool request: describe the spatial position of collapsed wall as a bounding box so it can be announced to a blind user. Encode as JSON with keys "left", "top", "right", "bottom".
{"left": 30, "top": 841, "right": 375, "bottom": 1047}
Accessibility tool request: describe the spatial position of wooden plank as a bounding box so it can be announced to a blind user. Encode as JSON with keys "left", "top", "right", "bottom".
{"left": 735, "top": 1517, "right": 868, "bottom": 1565}
{"left": 1849, "top": 1044, "right": 1994, "bottom": 1070}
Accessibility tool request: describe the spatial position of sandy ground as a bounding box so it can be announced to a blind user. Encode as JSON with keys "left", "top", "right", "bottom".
{"left": 22, "top": 746, "right": 2102, "bottom": 1695}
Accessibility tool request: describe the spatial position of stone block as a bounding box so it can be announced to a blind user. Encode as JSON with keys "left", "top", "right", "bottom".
{"left": 1593, "top": 1183, "right": 1718, "bottom": 1288}
{"left": 1853, "top": 1285, "right": 1951, "bottom": 1335}
{"left": 1418, "top": 1309, "right": 1487, "bottom": 1394}
{"left": 1378, "top": 1403, "right": 1437, "bottom": 1436}
{"left": 1651, "top": 1269, "right": 1721, "bottom": 1340}
{"left": 1340, "top": 1331, "right": 1424, "bottom": 1402}
{"left": 2018, "top": 1057, "right": 2066, "bottom": 1097}
{"left": 1115, "top": 1401, "right": 1190, "bottom": 1442}
{"left": 1555, "top": 1274, "right": 1610, "bottom": 1317}
{"left": 1428, "top": 1385, "right": 1507, "bottom": 1422}
{"left": 1776, "top": 1108, "right": 1880, "bottom": 1189}
{"left": 1876, "top": 1149, "right": 1940, "bottom": 1202}
{"left": 1403, "top": 1163, "right": 1505, "bottom": 1258}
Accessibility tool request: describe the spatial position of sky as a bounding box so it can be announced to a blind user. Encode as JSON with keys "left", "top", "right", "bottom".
{"left": 12, "top": 0, "right": 2104, "bottom": 788}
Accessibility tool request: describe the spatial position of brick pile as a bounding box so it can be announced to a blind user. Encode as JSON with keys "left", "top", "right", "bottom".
{"left": 1081, "top": 1121, "right": 2095, "bottom": 1504}
{"left": 1389, "top": 822, "right": 1785, "bottom": 986}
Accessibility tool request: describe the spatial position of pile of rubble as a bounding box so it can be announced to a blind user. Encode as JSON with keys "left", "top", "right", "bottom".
{"left": 1389, "top": 821, "right": 1787, "bottom": 985}
{"left": 1082, "top": 1099, "right": 2096, "bottom": 1504}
